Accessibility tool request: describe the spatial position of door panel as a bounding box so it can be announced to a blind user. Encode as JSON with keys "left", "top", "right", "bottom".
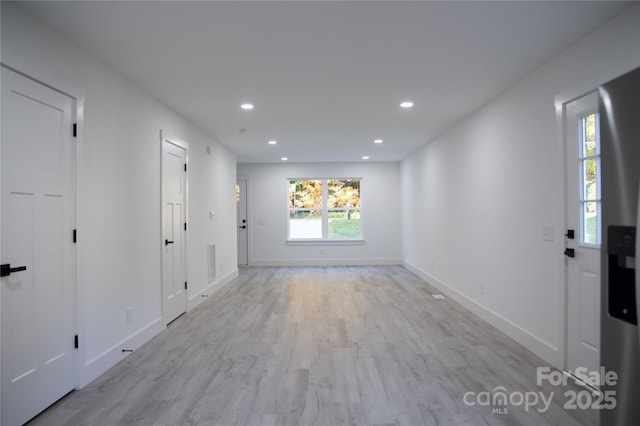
{"left": 237, "top": 179, "right": 248, "bottom": 266}
{"left": 565, "top": 92, "right": 601, "bottom": 382}
{"left": 161, "top": 137, "right": 187, "bottom": 324}
{"left": 2, "top": 67, "right": 77, "bottom": 426}
{"left": 579, "top": 271, "right": 598, "bottom": 350}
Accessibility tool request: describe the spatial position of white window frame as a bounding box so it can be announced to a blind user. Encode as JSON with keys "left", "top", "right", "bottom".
{"left": 287, "top": 177, "right": 364, "bottom": 245}
{"left": 578, "top": 111, "right": 601, "bottom": 247}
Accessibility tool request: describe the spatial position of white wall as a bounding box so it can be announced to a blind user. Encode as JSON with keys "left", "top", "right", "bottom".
{"left": 401, "top": 5, "right": 640, "bottom": 367}
{"left": 1, "top": 3, "right": 238, "bottom": 386}
{"left": 237, "top": 162, "right": 402, "bottom": 265}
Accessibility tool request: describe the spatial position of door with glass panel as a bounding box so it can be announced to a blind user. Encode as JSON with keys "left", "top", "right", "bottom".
{"left": 564, "top": 91, "right": 601, "bottom": 383}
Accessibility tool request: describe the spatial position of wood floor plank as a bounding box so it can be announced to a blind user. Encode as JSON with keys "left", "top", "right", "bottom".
{"left": 27, "top": 266, "right": 599, "bottom": 426}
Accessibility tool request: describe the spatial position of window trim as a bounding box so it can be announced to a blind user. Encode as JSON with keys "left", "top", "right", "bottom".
{"left": 578, "top": 111, "right": 601, "bottom": 247}
{"left": 286, "top": 177, "right": 364, "bottom": 244}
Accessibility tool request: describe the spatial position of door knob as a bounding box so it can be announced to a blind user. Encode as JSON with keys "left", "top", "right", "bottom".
{"left": 239, "top": 225, "right": 247, "bottom": 229}
{"left": 564, "top": 248, "right": 575, "bottom": 258}
{"left": 1, "top": 263, "right": 27, "bottom": 277}
{"left": 165, "top": 239, "right": 174, "bottom": 246}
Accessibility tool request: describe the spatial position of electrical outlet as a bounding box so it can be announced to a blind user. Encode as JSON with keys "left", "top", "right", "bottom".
{"left": 126, "top": 307, "right": 132, "bottom": 324}
{"left": 480, "top": 282, "right": 485, "bottom": 295}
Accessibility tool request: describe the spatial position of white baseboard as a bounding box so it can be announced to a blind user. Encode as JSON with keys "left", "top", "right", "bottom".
{"left": 187, "top": 268, "right": 239, "bottom": 310}
{"left": 403, "top": 261, "right": 562, "bottom": 368}
{"left": 250, "top": 258, "right": 403, "bottom": 267}
{"left": 78, "top": 269, "right": 240, "bottom": 389}
{"left": 79, "top": 318, "right": 164, "bottom": 388}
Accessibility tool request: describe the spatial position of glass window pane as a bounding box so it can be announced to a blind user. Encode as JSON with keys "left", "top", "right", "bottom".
{"left": 328, "top": 209, "right": 361, "bottom": 239}
{"left": 328, "top": 179, "right": 360, "bottom": 208}
{"left": 583, "top": 158, "right": 598, "bottom": 200}
{"left": 289, "top": 210, "right": 322, "bottom": 239}
{"left": 582, "top": 202, "right": 600, "bottom": 245}
{"left": 289, "top": 180, "right": 322, "bottom": 209}
{"left": 578, "top": 113, "right": 600, "bottom": 246}
{"left": 582, "top": 113, "right": 597, "bottom": 157}
{"left": 584, "top": 114, "right": 596, "bottom": 141}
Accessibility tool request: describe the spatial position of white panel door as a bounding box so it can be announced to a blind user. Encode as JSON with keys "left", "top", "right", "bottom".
{"left": 1, "top": 67, "right": 77, "bottom": 425}
{"left": 237, "top": 178, "right": 248, "bottom": 266}
{"left": 161, "top": 137, "right": 187, "bottom": 324}
{"left": 565, "top": 92, "right": 601, "bottom": 384}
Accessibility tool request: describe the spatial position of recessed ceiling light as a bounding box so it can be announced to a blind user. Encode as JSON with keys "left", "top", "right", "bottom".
{"left": 362, "top": 156, "right": 370, "bottom": 160}
{"left": 374, "top": 139, "right": 383, "bottom": 144}
{"left": 400, "top": 101, "right": 414, "bottom": 108}
{"left": 268, "top": 140, "right": 277, "bottom": 145}
{"left": 241, "top": 103, "right": 254, "bottom": 110}
{"left": 281, "top": 157, "right": 288, "bottom": 161}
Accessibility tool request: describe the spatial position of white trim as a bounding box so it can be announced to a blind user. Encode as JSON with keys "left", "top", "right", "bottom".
{"left": 286, "top": 239, "right": 364, "bottom": 246}
{"left": 1, "top": 48, "right": 86, "bottom": 103}
{"left": 556, "top": 83, "right": 606, "bottom": 374}
{"left": 287, "top": 177, "right": 363, "bottom": 241}
{"left": 251, "top": 258, "right": 402, "bottom": 267}
{"left": 404, "top": 261, "right": 563, "bottom": 368}
{"left": 160, "top": 131, "right": 189, "bottom": 325}
{"left": 1, "top": 56, "right": 86, "bottom": 392}
{"left": 187, "top": 268, "right": 239, "bottom": 310}
{"left": 236, "top": 176, "right": 250, "bottom": 266}
{"left": 79, "top": 318, "right": 164, "bottom": 388}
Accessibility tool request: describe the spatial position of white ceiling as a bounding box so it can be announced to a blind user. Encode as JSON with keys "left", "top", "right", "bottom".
{"left": 20, "top": 0, "right": 631, "bottom": 163}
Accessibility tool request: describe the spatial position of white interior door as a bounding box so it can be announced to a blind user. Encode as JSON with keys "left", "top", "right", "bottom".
{"left": 236, "top": 178, "right": 248, "bottom": 266}
{"left": 565, "top": 92, "right": 601, "bottom": 383}
{"left": 1, "top": 67, "right": 77, "bottom": 425}
{"left": 161, "top": 136, "right": 187, "bottom": 324}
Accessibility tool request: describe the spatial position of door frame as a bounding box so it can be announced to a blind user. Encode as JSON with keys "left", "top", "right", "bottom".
{"left": 555, "top": 67, "right": 638, "bottom": 370}
{"left": 160, "top": 130, "right": 189, "bottom": 324}
{"left": 0, "top": 53, "right": 85, "bottom": 402}
{"left": 236, "top": 176, "right": 250, "bottom": 266}
{"left": 558, "top": 89, "right": 595, "bottom": 372}
{"left": 562, "top": 91, "right": 601, "bottom": 381}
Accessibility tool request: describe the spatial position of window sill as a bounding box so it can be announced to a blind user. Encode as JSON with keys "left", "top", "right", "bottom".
{"left": 287, "top": 239, "right": 365, "bottom": 246}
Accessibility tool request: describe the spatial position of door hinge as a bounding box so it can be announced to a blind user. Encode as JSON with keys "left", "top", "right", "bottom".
{"left": 184, "top": 163, "right": 187, "bottom": 172}
{"left": 74, "top": 335, "right": 79, "bottom": 349}
{"left": 73, "top": 123, "right": 77, "bottom": 137}
{"left": 185, "top": 281, "right": 188, "bottom": 290}
{"left": 184, "top": 222, "right": 187, "bottom": 231}
{"left": 73, "top": 229, "right": 77, "bottom": 243}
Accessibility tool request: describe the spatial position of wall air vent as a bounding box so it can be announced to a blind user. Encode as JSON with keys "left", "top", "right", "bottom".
{"left": 207, "top": 243, "right": 216, "bottom": 282}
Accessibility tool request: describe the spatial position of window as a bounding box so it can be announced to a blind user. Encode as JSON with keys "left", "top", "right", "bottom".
{"left": 288, "top": 178, "right": 362, "bottom": 240}
{"left": 579, "top": 112, "right": 601, "bottom": 245}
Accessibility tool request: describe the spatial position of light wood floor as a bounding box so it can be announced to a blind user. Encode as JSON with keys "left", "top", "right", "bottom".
{"left": 29, "top": 266, "right": 598, "bottom": 426}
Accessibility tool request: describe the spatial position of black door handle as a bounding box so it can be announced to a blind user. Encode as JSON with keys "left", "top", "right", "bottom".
{"left": 165, "top": 239, "right": 174, "bottom": 246}
{"left": 1, "top": 263, "right": 27, "bottom": 277}
{"left": 564, "top": 248, "right": 575, "bottom": 258}
{"left": 239, "top": 225, "right": 247, "bottom": 229}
